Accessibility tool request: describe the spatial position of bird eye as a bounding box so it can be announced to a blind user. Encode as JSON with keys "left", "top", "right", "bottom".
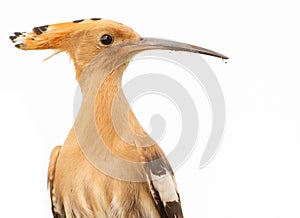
{"left": 100, "top": 34, "right": 113, "bottom": 45}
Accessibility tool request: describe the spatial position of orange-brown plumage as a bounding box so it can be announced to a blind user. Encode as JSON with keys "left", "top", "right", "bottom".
{"left": 12, "top": 19, "right": 139, "bottom": 79}
{"left": 10, "top": 18, "right": 228, "bottom": 218}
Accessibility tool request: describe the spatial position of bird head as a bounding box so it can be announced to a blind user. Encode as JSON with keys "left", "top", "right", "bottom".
{"left": 10, "top": 18, "right": 228, "bottom": 81}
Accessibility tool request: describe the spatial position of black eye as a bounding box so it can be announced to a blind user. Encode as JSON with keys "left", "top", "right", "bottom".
{"left": 100, "top": 34, "right": 113, "bottom": 45}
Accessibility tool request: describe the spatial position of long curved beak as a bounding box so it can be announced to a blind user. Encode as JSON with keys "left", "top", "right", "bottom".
{"left": 126, "top": 37, "right": 228, "bottom": 60}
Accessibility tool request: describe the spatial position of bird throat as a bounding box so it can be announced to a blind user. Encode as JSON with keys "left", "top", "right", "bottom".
{"left": 73, "top": 61, "right": 155, "bottom": 180}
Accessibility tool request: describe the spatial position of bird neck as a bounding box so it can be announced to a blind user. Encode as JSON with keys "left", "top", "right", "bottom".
{"left": 94, "top": 66, "right": 147, "bottom": 144}
{"left": 75, "top": 64, "right": 154, "bottom": 161}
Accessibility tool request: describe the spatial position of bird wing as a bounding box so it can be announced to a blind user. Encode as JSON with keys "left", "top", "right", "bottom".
{"left": 48, "top": 146, "right": 65, "bottom": 218}
{"left": 144, "top": 149, "right": 184, "bottom": 218}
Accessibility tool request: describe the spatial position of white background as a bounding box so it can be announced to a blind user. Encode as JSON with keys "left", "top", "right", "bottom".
{"left": 1, "top": 1, "right": 300, "bottom": 217}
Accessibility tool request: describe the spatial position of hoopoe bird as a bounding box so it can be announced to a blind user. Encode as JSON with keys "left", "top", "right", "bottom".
{"left": 10, "top": 18, "right": 228, "bottom": 218}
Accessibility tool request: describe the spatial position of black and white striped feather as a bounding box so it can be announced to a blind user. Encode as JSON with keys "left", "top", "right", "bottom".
{"left": 145, "top": 156, "right": 184, "bottom": 218}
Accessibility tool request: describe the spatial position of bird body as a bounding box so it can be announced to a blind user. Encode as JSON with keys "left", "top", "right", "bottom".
{"left": 10, "top": 18, "right": 228, "bottom": 218}
{"left": 48, "top": 131, "right": 165, "bottom": 218}
{"left": 48, "top": 65, "right": 179, "bottom": 217}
